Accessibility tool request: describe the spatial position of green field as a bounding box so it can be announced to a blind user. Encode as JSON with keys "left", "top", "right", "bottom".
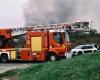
{"left": 1, "top": 52, "right": 100, "bottom": 80}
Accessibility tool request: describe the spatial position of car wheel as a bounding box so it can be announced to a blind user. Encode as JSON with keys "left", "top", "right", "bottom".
{"left": 93, "top": 50, "right": 97, "bottom": 53}
{"left": 78, "top": 51, "right": 83, "bottom": 55}
{"left": 72, "top": 54, "right": 76, "bottom": 57}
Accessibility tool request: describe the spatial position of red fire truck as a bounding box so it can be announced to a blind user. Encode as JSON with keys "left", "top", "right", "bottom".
{"left": 0, "top": 23, "right": 72, "bottom": 62}
{"left": 0, "top": 22, "right": 91, "bottom": 62}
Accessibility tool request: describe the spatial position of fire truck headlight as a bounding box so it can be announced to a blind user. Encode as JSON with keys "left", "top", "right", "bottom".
{"left": 63, "top": 45, "right": 65, "bottom": 48}
{"left": 50, "top": 46, "right": 52, "bottom": 48}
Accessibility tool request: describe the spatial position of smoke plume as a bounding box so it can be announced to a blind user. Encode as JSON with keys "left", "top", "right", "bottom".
{"left": 24, "top": 0, "right": 77, "bottom": 25}
{"left": 24, "top": 0, "right": 100, "bottom": 32}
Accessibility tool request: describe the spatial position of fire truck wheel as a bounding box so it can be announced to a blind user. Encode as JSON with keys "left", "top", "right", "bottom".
{"left": 1, "top": 54, "right": 8, "bottom": 63}
{"left": 49, "top": 54, "right": 57, "bottom": 61}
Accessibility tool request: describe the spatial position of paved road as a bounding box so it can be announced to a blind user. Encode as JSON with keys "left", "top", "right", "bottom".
{"left": 0, "top": 63, "right": 32, "bottom": 74}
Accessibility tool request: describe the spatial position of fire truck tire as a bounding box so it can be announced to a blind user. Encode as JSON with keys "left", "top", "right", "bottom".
{"left": 48, "top": 54, "right": 57, "bottom": 61}
{"left": 0, "top": 54, "right": 8, "bottom": 63}
{"left": 50, "top": 55, "right": 56, "bottom": 61}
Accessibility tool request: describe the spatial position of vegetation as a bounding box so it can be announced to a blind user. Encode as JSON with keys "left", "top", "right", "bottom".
{"left": 1, "top": 52, "right": 100, "bottom": 80}
{"left": 69, "top": 31, "right": 100, "bottom": 48}
{"left": 0, "top": 69, "right": 19, "bottom": 79}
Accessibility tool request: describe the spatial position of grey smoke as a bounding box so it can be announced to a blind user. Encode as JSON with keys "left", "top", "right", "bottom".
{"left": 76, "top": 0, "right": 100, "bottom": 32}
{"left": 24, "top": 0, "right": 100, "bottom": 32}
{"left": 24, "top": 0, "right": 77, "bottom": 25}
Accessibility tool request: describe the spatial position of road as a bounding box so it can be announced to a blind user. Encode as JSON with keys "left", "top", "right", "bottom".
{"left": 0, "top": 63, "right": 32, "bottom": 74}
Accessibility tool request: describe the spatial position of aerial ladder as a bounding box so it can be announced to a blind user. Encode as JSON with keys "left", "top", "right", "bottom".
{"left": 11, "top": 21, "right": 91, "bottom": 35}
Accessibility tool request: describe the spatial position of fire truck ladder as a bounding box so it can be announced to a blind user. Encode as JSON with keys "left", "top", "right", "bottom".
{"left": 11, "top": 23, "right": 71, "bottom": 36}
{"left": 11, "top": 22, "right": 92, "bottom": 36}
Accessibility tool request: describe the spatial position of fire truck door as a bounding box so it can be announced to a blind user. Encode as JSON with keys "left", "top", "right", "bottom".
{"left": 31, "top": 37, "right": 42, "bottom": 52}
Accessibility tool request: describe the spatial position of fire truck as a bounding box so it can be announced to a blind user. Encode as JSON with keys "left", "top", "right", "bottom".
{"left": 0, "top": 23, "right": 71, "bottom": 62}
{"left": 0, "top": 22, "right": 91, "bottom": 62}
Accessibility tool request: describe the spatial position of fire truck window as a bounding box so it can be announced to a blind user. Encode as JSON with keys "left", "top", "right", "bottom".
{"left": 53, "top": 32, "right": 63, "bottom": 44}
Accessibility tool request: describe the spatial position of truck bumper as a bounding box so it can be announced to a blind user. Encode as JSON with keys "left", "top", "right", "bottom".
{"left": 64, "top": 52, "right": 72, "bottom": 59}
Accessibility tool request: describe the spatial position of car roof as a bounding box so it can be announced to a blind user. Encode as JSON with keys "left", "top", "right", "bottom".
{"left": 74, "top": 45, "right": 93, "bottom": 49}
{"left": 77, "top": 45, "right": 92, "bottom": 47}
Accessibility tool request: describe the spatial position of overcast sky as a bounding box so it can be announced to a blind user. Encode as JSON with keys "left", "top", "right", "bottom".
{"left": 0, "top": 0, "right": 27, "bottom": 28}
{"left": 0, "top": 0, "right": 99, "bottom": 32}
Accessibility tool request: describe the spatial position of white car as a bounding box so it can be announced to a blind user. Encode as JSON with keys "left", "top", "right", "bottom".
{"left": 70, "top": 45, "right": 97, "bottom": 56}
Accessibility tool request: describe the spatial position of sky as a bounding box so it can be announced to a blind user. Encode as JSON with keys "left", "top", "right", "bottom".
{"left": 0, "top": 0, "right": 100, "bottom": 32}
{"left": 0, "top": 0, "right": 27, "bottom": 28}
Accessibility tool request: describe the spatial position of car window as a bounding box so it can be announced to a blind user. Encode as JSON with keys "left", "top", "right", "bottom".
{"left": 82, "top": 46, "right": 93, "bottom": 49}
{"left": 74, "top": 45, "right": 83, "bottom": 49}
{"left": 87, "top": 46, "right": 93, "bottom": 49}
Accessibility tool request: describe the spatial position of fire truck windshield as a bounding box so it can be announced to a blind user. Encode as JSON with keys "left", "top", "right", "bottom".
{"left": 53, "top": 32, "right": 63, "bottom": 44}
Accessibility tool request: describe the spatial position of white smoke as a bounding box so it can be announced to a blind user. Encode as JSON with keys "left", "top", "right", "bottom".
{"left": 24, "top": 0, "right": 100, "bottom": 32}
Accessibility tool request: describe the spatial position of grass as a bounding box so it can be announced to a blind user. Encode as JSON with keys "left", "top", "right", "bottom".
{"left": 1, "top": 52, "right": 100, "bottom": 80}
{"left": 0, "top": 69, "right": 19, "bottom": 79}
